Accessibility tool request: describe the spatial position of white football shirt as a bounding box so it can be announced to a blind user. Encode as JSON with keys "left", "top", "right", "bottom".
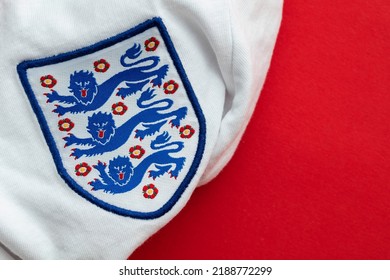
{"left": 0, "top": 0, "right": 283, "bottom": 259}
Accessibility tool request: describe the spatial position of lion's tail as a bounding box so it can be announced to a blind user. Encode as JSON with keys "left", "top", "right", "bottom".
{"left": 137, "top": 88, "right": 173, "bottom": 110}
{"left": 151, "top": 131, "right": 184, "bottom": 153}
{"left": 120, "top": 55, "right": 160, "bottom": 69}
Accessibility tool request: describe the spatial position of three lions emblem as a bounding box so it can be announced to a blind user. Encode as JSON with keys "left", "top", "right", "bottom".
{"left": 17, "top": 18, "right": 206, "bottom": 218}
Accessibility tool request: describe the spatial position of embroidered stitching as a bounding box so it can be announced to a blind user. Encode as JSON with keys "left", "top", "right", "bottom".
{"left": 17, "top": 17, "right": 206, "bottom": 219}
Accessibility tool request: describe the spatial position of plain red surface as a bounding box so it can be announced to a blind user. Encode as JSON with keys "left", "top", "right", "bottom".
{"left": 129, "top": 1, "right": 390, "bottom": 259}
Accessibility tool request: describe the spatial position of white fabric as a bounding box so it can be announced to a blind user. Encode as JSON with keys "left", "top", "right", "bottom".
{"left": 0, "top": 248, "right": 13, "bottom": 260}
{"left": 0, "top": 243, "right": 19, "bottom": 260}
{"left": 0, "top": 0, "right": 283, "bottom": 259}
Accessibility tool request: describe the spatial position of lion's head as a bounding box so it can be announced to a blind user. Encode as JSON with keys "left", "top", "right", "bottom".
{"left": 108, "top": 156, "right": 134, "bottom": 185}
{"left": 68, "top": 70, "right": 98, "bottom": 105}
{"left": 87, "top": 112, "right": 116, "bottom": 145}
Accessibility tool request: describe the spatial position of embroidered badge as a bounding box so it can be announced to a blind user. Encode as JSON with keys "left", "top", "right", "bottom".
{"left": 17, "top": 18, "right": 206, "bottom": 219}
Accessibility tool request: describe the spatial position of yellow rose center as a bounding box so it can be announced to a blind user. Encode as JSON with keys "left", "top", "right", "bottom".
{"left": 146, "top": 189, "right": 154, "bottom": 195}
{"left": 97, "top": 63, "right": 105, "bottom": 69}
{"left": 133, "top": 150, "right": 141, "bottom": 156}
{"left": 44, "top": 79, "right": 52, "bottom": 85}
{"left": 62, "top": 123, "right": 70, "bottom": 129}
{"left": 148, "top": 42, "right": 156, "bottom": 49}
{"left": 167, "top": 84, "right": 175, "bottom": 91}
{"left": 79, "top": 167, "right": 87, "bottom": 173}
{"left": 115, "top": 106, "right": 123, "bottom": 113}
{"left": 183, "top": 129, "right": 191, "bottom": 136}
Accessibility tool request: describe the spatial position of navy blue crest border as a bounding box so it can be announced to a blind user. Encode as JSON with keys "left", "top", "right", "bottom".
{"left": 17, "top": 17, "right": 206, "bottom": 219}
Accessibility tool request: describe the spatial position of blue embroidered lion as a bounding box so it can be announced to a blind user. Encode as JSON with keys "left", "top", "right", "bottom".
{"left": 63, "top": 88, "right": 187, "bottom": 159}
{"left": 89, "top": 132, "right": 186, "bottom": 194}
{"left": 45, "top": 44, "right": 169, "bottom": 116}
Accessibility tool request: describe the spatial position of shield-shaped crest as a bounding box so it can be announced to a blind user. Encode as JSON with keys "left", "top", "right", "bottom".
{"left": 17, "top": 18, "right": 206, "bottom": 219}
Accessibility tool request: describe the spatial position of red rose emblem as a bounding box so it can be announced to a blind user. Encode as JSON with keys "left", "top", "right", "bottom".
{"left": 58, "top": 118, "right": 74, "bottom": 132}
{"left": 143, "top": 184, "right": 158, "bottom": 199}
{"left": 93, "top": 59, "right": 110, "bottom": 73}
{"left": 40, "top": 75, "right": 57, "bottom": 88}
{"left": 179, "top": 125, "right": 195, "bottom": 139}
{"left": 144, "top": 37, "right": 160, "bottom": 52}
{"left": 129, "top": 145, "right": 145, "bottom": 159}
{"left": 163, "top": 80, "right": 179, "bottom": 94}
{"left": 111, "top": 102, "right": 128, "bottom": 115}
{"left": 75, "top": 162, "right": 92, "bottom": 177}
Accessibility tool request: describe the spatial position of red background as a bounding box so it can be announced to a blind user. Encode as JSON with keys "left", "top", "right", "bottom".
{"left": 129, "top": 1, "right": 390, "bottom": 259}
